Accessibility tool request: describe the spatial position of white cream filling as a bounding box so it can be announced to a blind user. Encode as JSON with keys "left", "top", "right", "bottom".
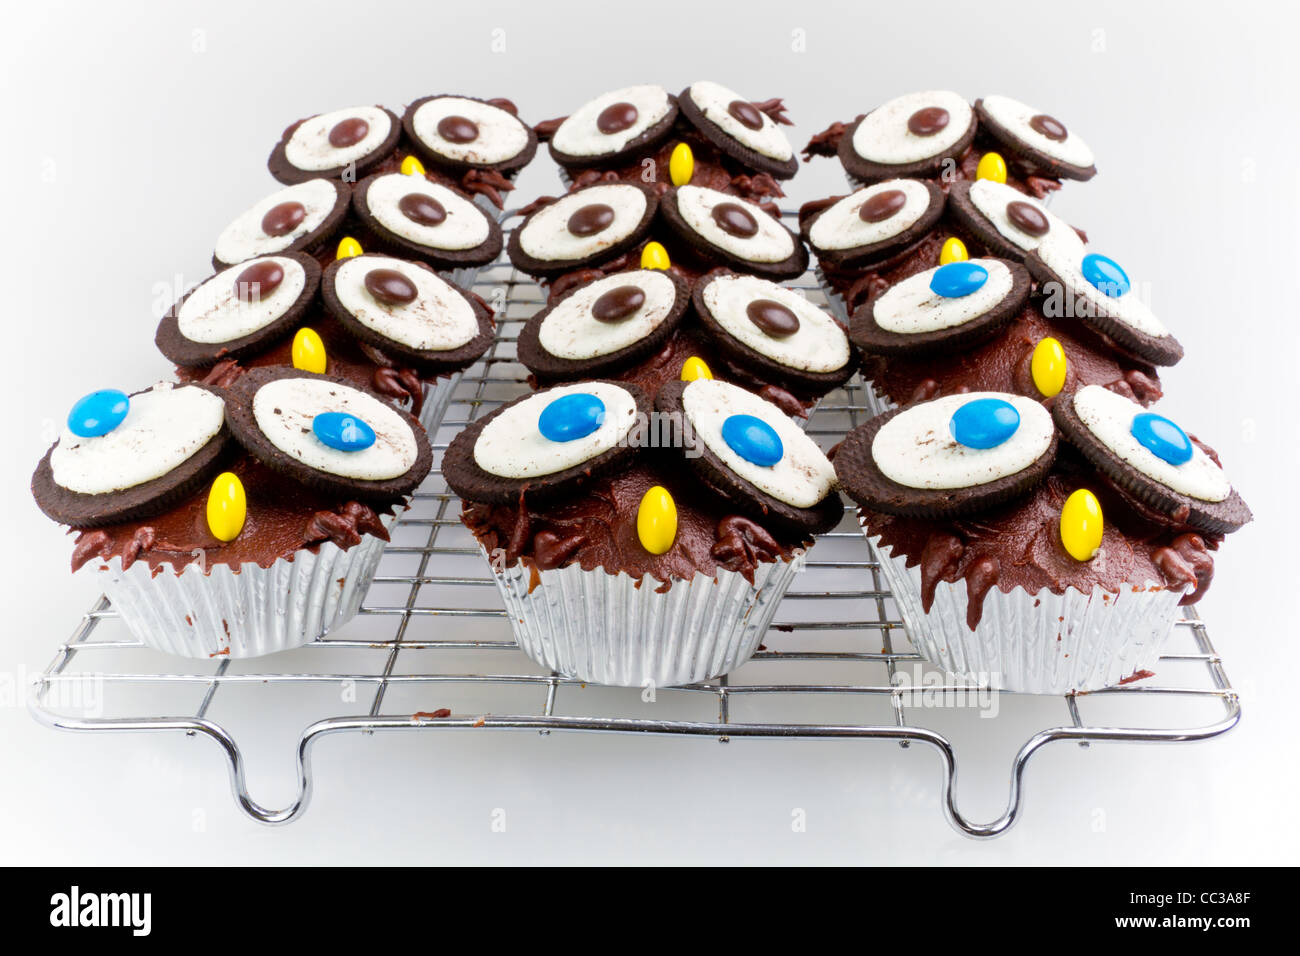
{"left": 871, "top": 392, "right": 1053, "bottom": 490}
{"left": 365, "top": 173, "right": 491, "bottom": 250}
{"left": 253, "top": 378, "right": 418, "bottom": 481}
{"left": 687, "top": 80, "right": 793, "bottom": 162}
{"left": 872, "top": 259, "right": 1015, "bottom": 334}
{"left": 967, "top": 179, "right": 1084, "bottom": 257}
{"left": 808, "top": 179, "right": 933, "bottom": 251}
{"left": 551, "top": 84, "right": 672, "bottom": 157}
{"left": 980, "top": 95, "right": 1095, "bottom": 169}
{"left": 518, "top": 184, "right": 647, "bottom": 261}
{"left": 214, "top": 179, "right": 338, "bottom": 265}
{"left": 473, "top": 382, "right": 639, "bottom": 479}
{"left": 51, "top": 383, "right": 225, "bottom": 495}
{"left": 283, "top": 106, "right": 392, "bottom": 172}
{"left": 674, "top": 185, "right": 793, "bottom": 263}
{"left": 1073, "top": 385, "right": 1229, "bottom": 502}
{"left": 852, "top": 90, "right": 973, "bottom": 165}
{"left": 701, "top": 274, "right": 849, "bottom": 373}
{"left": 538, "top": 270, "right": 677, "bottom": 360}
{"left": 409, "top": 96, "right": 530, "bottom": 165}
{"left": 1035, "top": 235, "right": 1168, "bottom": 338}
{"left": 334, "top": 256, "right": 479, "bottom": 352}
{"left": 177, "top": 257, "right": 307, "bottom": 344}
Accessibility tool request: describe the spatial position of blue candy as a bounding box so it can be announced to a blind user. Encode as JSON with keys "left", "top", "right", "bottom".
{"left": 949, "top": 398, "right": 1020, "bottom": 449}
{"left": 538, "top": 392, "right": 605, "bottom": 442}
{"left": 312, "top": 412, "right": 376, "bottom": 452}
{"left": 929, "top": 261, "right": 988, "bottom": 298}
{"left": 1081, "top": 253, "right": 1130, "bottom": 298}
{"left": 1130, "top": 412, "right": 1192, "bottom": 466}
{"left": 721, "top": 414, "right": 783, "bottom": 467}
{"left": 68, "top": 389, "right": 130, "bottom": 438}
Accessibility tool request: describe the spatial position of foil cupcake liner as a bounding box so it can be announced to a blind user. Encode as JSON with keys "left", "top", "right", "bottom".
{"left": 417, "top": 371, "right": 464, "bottom": 437}
{"left": 90, "top": 506, "right": 405, "bottom": 659}
{"left": 484, "top": 545, "right": 809, "bottom": 687}
{"left": 444, "top": 265, "right": 483, "bottom": 291}
{"left": 865, "top": 526, "right": 1184, "bottom": 694}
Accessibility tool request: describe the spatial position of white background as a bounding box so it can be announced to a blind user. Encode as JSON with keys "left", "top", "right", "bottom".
{"left": 1, "top": 0, "right": 1296, "bottom": 864}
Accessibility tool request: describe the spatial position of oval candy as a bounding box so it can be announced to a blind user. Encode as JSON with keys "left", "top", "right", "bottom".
{"left": 400, "top": 155, "right": 426, "bottom": 177}
{"left": 1060, "top": 488, "right": 1104, "bottom": 561}
{"left": 1131, "top": 412, "right": 1193, "bottom": 466}
{"left": 669, "top": 142, "right": 694, "bottom": 187}
{"left": 591, "top": 285, "right": 645, "bottom": 323}
{"left": 939, "top": 237, "right": 968, "bottom": 265}
{"left": 640, "top": 241, "right": 671, "bottom": 270}
{"left": 261, "top": 201, "right": 306, "bottom": 237}
{"left": 721, "top": 414, "right": 783, "bottom": 467}
{"left": 336, "top": 236, "right": 363, "bottom": 259}
{"left": 292, "top": 327, "right": 328, "bottom": 373}
{"left": 680, "top": 356, "right": 712, "bottom": 381}
{"left": 538, "top": 392, "right": 605, "bottom": 443}
{"left": 1030, "top": 337, "right": 1068, "bottom": 398}
{"left": 67, "top": 389, "right": 130, "bottom": 438}
{"left": 312, "top": 411, "right": 377, "bottom": 452}
{"left": 1081, "top": 253, "right": 1131, "bottom": 298}
{"left": 858, "top": 189, "right": 907, "bottom": 223}
{"left": 637, "top": 485, "right": 678, "bottom": 555}
{"left": 567, "top": 203, "right": 615, "bottom": 237}
{"left": 711, "top": 202, "right": 759, "bottom": 238}
{"left": 975, "top": 151, "right": 1007, "bottom": 184}
{"left": 364, "top": 268, "right": 419, "bottom": 306}
{"left": 949, "top": 397, "right": 1020, "bottom": 449}
{"left": 206, "top": 471, "right": 247, "bottom": 542}
{"left": 929, "top": 261, "right": 988, "bottom": 298}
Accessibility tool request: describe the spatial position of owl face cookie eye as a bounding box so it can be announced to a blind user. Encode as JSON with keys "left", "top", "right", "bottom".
{"left": 807, "top": 178, "right": 942, "bottom": 258}
{"left": 865, "top": 257, "right": 1024, "bottom": 338}
{"left": 282, "top": 106, "right": 394, "bottom": 173}
{"left": 361, "top": 172, "right": 492, "bottom": 251}
{"left": 513, "top": 183, "right": 654, "bottom": 270}
{"left": 214, "top": 179, "right": 346, "bottom": 266}
{"left": 176, "top": 256, "right": 309, "bottom": 345}
{"left": 955, "top": 179, "right": 1084, "bottom": 262}
{"left": 550, "top": 84, "right": 674, "bottom": 159}
{"left": 537, "top": 270, "right": 679, "bottom": 361}
{"left": 851, "top": 90, "right": 974, "bottom": 166}
{"left": 670, "top": 186, "right": 796, "bottom": 264}
{"left": 683, "top": 80, "right": 794, "bottom": 163}
{"left": 406, "top": 95, "right": 532, "bottom": 167}
{"left": 329, "top": 255, "right": 480, "bottom": 353}
{"left": 977, "top": 95, "right": 1096, "bottom": 175}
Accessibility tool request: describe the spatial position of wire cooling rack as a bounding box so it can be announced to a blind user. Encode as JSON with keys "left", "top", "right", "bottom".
{"left": 28, "top": 217, "right": 1240, "bottom": 838}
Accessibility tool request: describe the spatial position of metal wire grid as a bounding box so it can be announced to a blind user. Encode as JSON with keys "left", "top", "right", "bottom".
{"left": 28, "top": 217, "right": 1241, "bottom": 838}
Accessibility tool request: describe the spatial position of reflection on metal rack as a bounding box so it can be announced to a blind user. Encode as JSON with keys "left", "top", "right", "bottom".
{"left": 28, "top": 217, "right": 1240, "bottom": 838}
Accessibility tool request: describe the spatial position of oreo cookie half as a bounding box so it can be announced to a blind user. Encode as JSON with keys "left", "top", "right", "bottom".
{"left": 676, "top": 81, "right": 797, "bottom": 180}
{"left": 693, "top": 269, "right": 855, "bottom": 398}
{"left": 546, "top": 84, "right": 679, "bottom": 170}
{"left": 851, "top": 257, "right": 1031, "bottom": 355}
{"left": 442, "top": 381, "right": 652, "bottom": 505}
{"left": 1053, "top": 385, "right": 1250, "bottom": 534}
{"left": 659, "top": 185, "right": 808, "bottom": 280}
{"left": 507, "top": 182, "right": 659, "bottom": 279}
{"left": 802, "top": 179, "right": 945, "bottom": 271}
{"left": 156, "top": 253, "right": 322, "bottom": 368}
{"left": 975, "top": 96, "right": 1097, "bottom": 183}
{"left": 213, "top": 179, "right": 350, "bottom": 269}
{"left": 32, "top": 382, "right": 233, "bottom": 528}
{"left": 838, "top": 90, "right": 977, "bottom": 183}
{"left": 403, "top": 94, "right": 538, "bottom": 175}
{"left": 655, "top": 378, "right": 842, "bottom": 535}
{"left": 267, "top": 105, "right": 402, "bottom": 185}
{"left": 834, "top": 392, "right": 1058, "bottom": 518}
{"left": 1025, "top": 238, "right": 1184, "bottom": 366}
{"left": 946, "top": 179, "right": 1083, "bottom": 263}
{"left": 517, "top": 269, "right": 690, "bottom": 383}
{"left": 352, "top": 171, "right": 503, "bottom": 268}
{"left": 320, "top": 253, "right": 494, "bottom": 376}
{"left": 224, "top": 368, "right": 432, "bottom": 501}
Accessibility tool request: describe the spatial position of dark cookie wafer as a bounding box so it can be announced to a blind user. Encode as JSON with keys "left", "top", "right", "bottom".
{"left": 320, "top": 254, "right": 495, "bottom": 376}
{"left": 546, "top": 95, "right": 680, "bottom": 171}
{"left": 834, "top": 405, "right": 1057, "bottom": 518}
{"left": 850, "top": 257, "right": 1031, "bottom": 356}
{"left": 676, "top": 87, "right": 797, "bottom": 180}
{"left": 838, "top": 110, "right": 977, "bottom": 184}
{"left": 1052, "top": 394, "right": 1250, "bottom": 534}
{"left": 801, "top": 180, "right": 945, "bottom": 271}
{"left": 224, "top": 368, "right": 432, "bottom": 501}
{"left": 155, "top": 253, "right": 322, "bottom": 368}
{"left": 1024, "top": 249, "right": 1184, "bottom": 367}
{"left": 943, "top": 180, "right": 1040, "bottom": 261}
{"left": 507, "top": 182, "right": 659, "bottom": 279}
{"left": 974, "top": 99, "right": 1096, "bottom": 183}
{"left": 517, "top": 270, "right": 691, "bottom": 383}
{"left": 655, "top": 381, "right": 842, "bottom": 536}
{"left": 268, "top": 106, "right": 403, "bottom": 185}
{"left": 402, "top": 94, "right": 538, "bottom": 175}
{"left": 351, "top": 172, "right": 503, "bottom": 268}
{"left": 442, "top": 382, "right": 653, "bottom": 505}
{"left": 659, "top": 187, "right": 808, "bottom": 280}
{"left": 212, "top": 180, "right": 350, "bottom": 270}
{"left": 692, "top": 269, "right": 855, "bottom": 399}
{"left": 32, "top": 384, "right": 234, "bottom": 528}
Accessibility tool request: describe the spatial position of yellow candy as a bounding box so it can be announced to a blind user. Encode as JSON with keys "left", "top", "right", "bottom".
{"left": 637, "top": 485, "right": 677, "bottom": 555}
{"left": 640, "top": 241, "right": 671, "bottom": 270}
{"left": 400, "top": 155, "right": 426, "bottom": 177}
{"left": 206, "top": 472, "right": 246, "bottom": 543}
{"left": 669, "top": 142, "right": 694, "bottom": 187}
{"left": 975, "top": 151, "right": 1007, "bottom": 184}
{"left": 680, "top": 356, "right": 713, "bottom": 381}
{"left": 939, "top": 237, "right": 968, "bottom": 265}
{"left": 292, "top": 327, "right": 328, "bottom": 373}
{"left": 1060, "top": 489, "right": 1103, "bottom": 562}
{"left": 336, "top": 236, "right": 363, "bottom": 259}
{"left": 1031, "top": 337, "right": 1068, "bottom": 398}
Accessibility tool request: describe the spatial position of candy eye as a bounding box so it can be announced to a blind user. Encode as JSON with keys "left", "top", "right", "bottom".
{"left": 721, "top": 414, "right": 783, "bottom": 467}
{"left": 976, "top": 95, "right": 1096, "bottom": 179}
{"left": 929, "top": 262, "right": 988, "bottom": 298}
{"left": 1130, "top": 412, "right": 1192, "bottom": 466}
{"left": 949, "top": 397, "right": 1020, "bottom": 449}
{"left": 538, "top": 392, "right": 606, "bottom": 443}
{"left": 549, "top": 85, "right": 675, "bottom": 160}
{"left": 1081, "top": 253, "right": 1130, "bottom": 297}
{"left": 312, "top": 412, "right": 377, "bottom": 452}
{"left": 68, "top": 389, "right": 130, "bottom": 438}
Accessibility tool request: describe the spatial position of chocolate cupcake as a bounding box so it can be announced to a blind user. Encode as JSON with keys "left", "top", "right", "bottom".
{"left": 445, "top": 379, "right": 841, "bottom": 686}
{"left": 32, "top": 377, "right": 432, "bottom": 658}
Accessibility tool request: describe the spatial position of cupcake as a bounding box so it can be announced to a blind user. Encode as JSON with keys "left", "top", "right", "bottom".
{"left": 443, "top": 378, "right": 842, "bottom": 686}
{"left": 31, "top": 373, "right": 432, "bottom": 658}
{"left": 834, "top": 389, "right": 1250, "bottom": 693}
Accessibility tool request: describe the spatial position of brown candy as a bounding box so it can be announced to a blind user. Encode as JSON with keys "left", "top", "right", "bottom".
{"left": 858, "top": 188, "right": 907, "bottom": 223}
{"left": 364, "top": 268, "right": 419, "bottom": 306}
{"left": 437, "top": 115, "right": 480, "bottom": 143}
{"left": 261, "top": 201, "right": 306, "bottom": 237}
{"left": 907, "top": 107, "right": 950, "bottom": 137}
{"left": 1029, "top": 113, "right": 1068, "bottom": 142}
{"left": 591, "top": 285, "right": 646, "bottom": 323}
{"left": 328, "top": 117, "right": 370, "bottom": 148}
{"left": 398, "top": 192, "right": 447, "bottom": 226}
{"left": 596, "top": 102, "right": 639, "bottom": 134}
{"left": 711, "top": 202, "right": 759, "bottom": 238}
{"left": 1006, "top": 200, "right": 1050, "bottom": 237}
{"left": 567, "top": 203, "right": 615, "bottom": 237}
{"left": 746, "top": 299, "right": 800, "bottom": 337}
{"left": 232, "top": 260, "right": 285, "bottom": 303}
{"left": 727, "top": 100, "right": 764, "bottom": 130}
